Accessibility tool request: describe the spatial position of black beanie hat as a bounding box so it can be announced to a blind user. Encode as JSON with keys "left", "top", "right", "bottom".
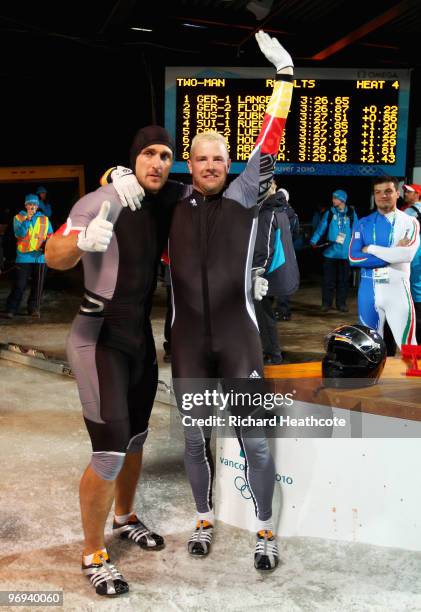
{"left": 129, "top": 125, "right": 175, "bottom": 170}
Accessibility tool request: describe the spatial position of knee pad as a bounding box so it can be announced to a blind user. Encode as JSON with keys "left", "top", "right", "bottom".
{"left": 91, "top": 451, "right": 125, "bottom": 480}
{"left": 126, "top": 428, "right": 148, "bottom": 453}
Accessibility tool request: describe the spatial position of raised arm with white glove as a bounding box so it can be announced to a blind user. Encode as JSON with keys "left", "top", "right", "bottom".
{"left": 255, "top": 30, "right": 294, "bottom": 74}
{"left": 252, "top": 267, "right": 269, "bottom": 301}
{"left": 77, "top": 200, "right": 114, "bottom": 253}
{"left": 107, "top": 166, "right": 145, "bottom": 211}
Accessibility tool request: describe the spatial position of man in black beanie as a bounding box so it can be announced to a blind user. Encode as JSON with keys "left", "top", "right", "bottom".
{"left": 99, "top": 125, "right": 177, "bottom": 211}
{"left": 45, "top": 126, "right": 183, "bottom": 597}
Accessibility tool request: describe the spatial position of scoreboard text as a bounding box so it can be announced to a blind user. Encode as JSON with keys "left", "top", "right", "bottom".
{"left": 165, "top": 68, "right": 410, "bottom": 176}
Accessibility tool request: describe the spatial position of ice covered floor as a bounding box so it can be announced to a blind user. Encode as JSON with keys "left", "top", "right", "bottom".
{"left": 1, "top": 277, "right": 421, "bottom": 610}
{"left": 1, "top": 359, "right": 421, "bottom": 611}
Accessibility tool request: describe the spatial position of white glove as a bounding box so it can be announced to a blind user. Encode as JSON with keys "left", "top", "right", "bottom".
{"left": 255, "top": 30, "right": 294, "bottom": 72}
{"left": 252, "top": 267, "right": 269, "bottom": 301}
{"left": 111, "top": 166, "right": 145, "bottom": 211}
{"left": 77, "top": 201, "right": 113, "bottom": 253}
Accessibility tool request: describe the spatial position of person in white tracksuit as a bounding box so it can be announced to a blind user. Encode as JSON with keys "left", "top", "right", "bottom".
{"left": 349, "top": 176, "right": 420, "bottom": 347}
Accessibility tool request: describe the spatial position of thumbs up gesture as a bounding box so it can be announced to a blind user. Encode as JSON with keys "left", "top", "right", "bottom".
{"left": 77, "top": 200, "right": 114, "bottom": 252}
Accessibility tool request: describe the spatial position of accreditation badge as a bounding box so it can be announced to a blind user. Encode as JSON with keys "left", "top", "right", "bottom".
{"left": 373, "top": 267, "right": 390, "bottom": 283}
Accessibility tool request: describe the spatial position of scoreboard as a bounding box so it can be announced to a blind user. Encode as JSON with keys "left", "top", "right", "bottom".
{"left": 164, "top": 67, "right": 411, "bottom": 176}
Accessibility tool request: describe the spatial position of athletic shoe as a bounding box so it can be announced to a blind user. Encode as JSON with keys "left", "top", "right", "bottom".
{"left": 337, "top": 305, "right": 349, "bottom": 313}
{"left": 264, "top": 354, "right": 283, "bottom": 365}
{"left": 321, "top": 305, "right": 331, "bottom": 313}
{"left": 275, "top": 311, "right": 291, "bottom": 321}
{"left": 113, "top": 514, "right": 165, "bottom": 550}
{"left": 82, "top": 550, "right": 128, "bottom": 597}
{"left": 187, "top": 520, "right": 213, "bottom": 556}
{"left": 254, "top": 530, "right": 279, "bottom": 571}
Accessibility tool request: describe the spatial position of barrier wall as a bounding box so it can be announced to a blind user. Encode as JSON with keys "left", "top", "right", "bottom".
{"left": 216, "top": 433, "right": 421, "bottom": 551}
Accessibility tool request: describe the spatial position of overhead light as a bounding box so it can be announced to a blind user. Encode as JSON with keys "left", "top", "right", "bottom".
{"left": 131, "top": 27, "right": 153, "bottom": 32}
{"left": 246, "top": 0, "right": 274, "bottom": 21}
{"left": 182, "top": 23, "right": 207, "bottom": 29}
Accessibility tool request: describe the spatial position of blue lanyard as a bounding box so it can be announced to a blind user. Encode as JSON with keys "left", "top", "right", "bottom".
{"left": 373, "top": 212, "right": 395, "bottom": 246}
{"left": 336, "top": 208, "right": 347, "bottom": 233}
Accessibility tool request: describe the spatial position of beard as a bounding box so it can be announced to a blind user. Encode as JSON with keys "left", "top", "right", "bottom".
{"left": 376, "top": 202, "right": 396, "bottom": 214}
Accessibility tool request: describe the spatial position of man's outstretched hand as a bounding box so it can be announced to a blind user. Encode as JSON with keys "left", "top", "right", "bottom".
{"left": 255, "top": 30, "right": 293, "bottom": 73}
{"left": 77, "top": 200, "right": 114, "bottom": 253}
{"left": 111, "top": 166, "right": 145, "bottom": 211}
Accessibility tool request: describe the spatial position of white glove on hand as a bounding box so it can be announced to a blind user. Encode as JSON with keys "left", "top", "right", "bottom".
{"left": 111, "top": 166, "right": 145, "bottom": 211}
{"left": 252, "top": 267, "right": 269, "bottom": 301}
{"left": 255, "top": 30, "right": 294, "bottom": 72}
{"left": 77, "top": 201, "right": 113, "bottom": 253}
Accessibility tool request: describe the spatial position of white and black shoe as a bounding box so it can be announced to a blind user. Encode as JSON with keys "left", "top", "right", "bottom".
{"left": 254, "top": 530, "right": 279, "bottom": 571}
{"left": 187, "top": 520, "right": 213, "bottom": 557}
{"left": 82, "top": 550, "right": 129, "bottom": 597}
{"left": 113, "top": 514, "right": 165, "bottom": 550}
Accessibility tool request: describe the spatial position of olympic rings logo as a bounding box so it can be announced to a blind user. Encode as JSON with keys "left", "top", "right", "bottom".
{"left": 234, "top": 476, "right": 252, "bottom": 500}
{"left": 360, "top": 166, "right": 377, "bottom": 175}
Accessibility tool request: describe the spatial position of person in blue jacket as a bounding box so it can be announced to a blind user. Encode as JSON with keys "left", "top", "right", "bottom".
{"left": 349, "top": 176, "right": 419, "bottom": 346}
{"left": 404, "top": 190, "right": 421, "bottom": 342}
{"left": 310, "top": 189, "right": 357, "bottom": 312}
{"left": 36, "top": 185, "right": 52, "bottom": 218}
{"left": 5, "top": 193, "right": 52, "bottom": 317}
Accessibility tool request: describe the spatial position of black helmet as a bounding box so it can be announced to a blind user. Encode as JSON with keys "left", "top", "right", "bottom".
{"left": 322, "top": 324, "right": 386, "bottom": 388}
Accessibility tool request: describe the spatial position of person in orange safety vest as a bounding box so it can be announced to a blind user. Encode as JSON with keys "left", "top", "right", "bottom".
{"left": 5, "top": 193, "right": 52, "bottom": 318}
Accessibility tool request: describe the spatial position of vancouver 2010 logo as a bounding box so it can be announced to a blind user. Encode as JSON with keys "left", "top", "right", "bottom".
{"left": 234, "top": 476, "right": 252, "bottom": 499}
